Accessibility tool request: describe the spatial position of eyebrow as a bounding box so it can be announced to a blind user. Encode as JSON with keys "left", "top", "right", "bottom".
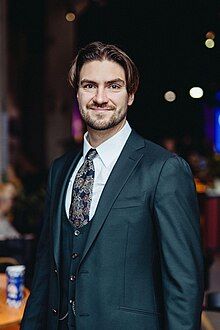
{"left": 80, "top": 78, "right": 125, "bottom": 85}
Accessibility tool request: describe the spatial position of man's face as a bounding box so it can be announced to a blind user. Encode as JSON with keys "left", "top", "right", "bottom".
{"left": 77, "top": 60, "right": 134, "bottom": 131}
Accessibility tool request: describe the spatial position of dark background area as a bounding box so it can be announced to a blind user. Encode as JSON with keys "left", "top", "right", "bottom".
{"left": 7, "top": 0, "right": 220, "bottom": 166}
{"left": 78, "top": 0, "right": 220, "bottom": 141}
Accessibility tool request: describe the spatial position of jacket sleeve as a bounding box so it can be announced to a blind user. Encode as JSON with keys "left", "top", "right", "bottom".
{"left": 21, "top": 161, "right": 54, "bottom": 329}
{"left": 154, "top": 156, "right": 204, "bottom": 330}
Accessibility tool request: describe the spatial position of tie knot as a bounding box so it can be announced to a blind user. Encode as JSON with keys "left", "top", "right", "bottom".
{"left": 85, "top": 148, "right": 97, "bottom": 161}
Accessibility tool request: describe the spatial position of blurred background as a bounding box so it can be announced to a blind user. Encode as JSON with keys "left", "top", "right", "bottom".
{"left": 0, "top": 0, "right": 220, "bottom": 329}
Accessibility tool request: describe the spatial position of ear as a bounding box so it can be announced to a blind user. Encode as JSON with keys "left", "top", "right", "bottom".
{"left": 128, "top": 93, "right": 134, "bottom": 106}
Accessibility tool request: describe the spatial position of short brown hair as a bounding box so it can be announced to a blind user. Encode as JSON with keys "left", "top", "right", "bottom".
{"left": 69, "top": 41, "right": 139, "bottom": 95}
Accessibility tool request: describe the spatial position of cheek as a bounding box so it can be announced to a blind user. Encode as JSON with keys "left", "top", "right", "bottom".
{"left": 108, "top": 94, "right": 126, "bottom": 104}
{"left": 78, "top": 93, "right": 94, "bottom": 106}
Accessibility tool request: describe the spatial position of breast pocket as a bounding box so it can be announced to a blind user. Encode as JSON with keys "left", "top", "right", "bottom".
{"left": 112, "top": 193, "right": 145, "bottom": 209}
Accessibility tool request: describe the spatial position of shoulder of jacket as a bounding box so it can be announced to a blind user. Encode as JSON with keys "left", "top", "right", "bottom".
{"left": 142, "top": 140, "right": 191, "bottom": 177}
{"left": 142, "top": 138, "right": 174, "bottom": 162}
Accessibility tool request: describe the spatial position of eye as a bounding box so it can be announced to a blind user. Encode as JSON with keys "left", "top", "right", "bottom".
{"left": 82, "top": 83, "right": 96, "bottom": 89}
{"left": 109, "top": 83, "right": 121, "bottom": 89}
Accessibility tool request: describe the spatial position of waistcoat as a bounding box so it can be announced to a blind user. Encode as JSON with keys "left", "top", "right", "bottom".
{"left": 59, "top": 196, "right": 92, "bottom": 329}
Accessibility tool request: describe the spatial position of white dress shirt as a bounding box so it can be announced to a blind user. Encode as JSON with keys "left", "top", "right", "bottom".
{"left": 65, "top": 121, "right": 132, "bottom": 219}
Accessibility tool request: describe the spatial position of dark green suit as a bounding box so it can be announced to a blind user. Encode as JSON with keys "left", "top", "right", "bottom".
{"left": 21, "top": 130, "right": 204, "bottom": 329}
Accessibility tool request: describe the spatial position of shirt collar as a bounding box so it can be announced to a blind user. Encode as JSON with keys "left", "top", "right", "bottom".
{"left": 83, "top": 121, "right": 132, "bottom": 168}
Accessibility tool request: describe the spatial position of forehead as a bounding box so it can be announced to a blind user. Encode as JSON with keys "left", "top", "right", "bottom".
{"left": 79, "top": 60, "right": 126, "bottom": 82}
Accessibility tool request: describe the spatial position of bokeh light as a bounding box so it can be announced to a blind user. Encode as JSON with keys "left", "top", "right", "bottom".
{"left": 205, "top": 39, "right": 215, "bottom": 48}
{"left": 205, "top": 31, "right": 215, "bottom": 40}
{"left": 65, "top": 12, "right": 76, "bottom": 22}
{"left": 164, "top": 91, "right": 176, "bottom": 102}
{"left": 189, "top": 87, "right": 204, "bottom": 99}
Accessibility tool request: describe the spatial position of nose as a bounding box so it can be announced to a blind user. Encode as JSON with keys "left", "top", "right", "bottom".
{"left": 93, "top": 87, "right": 108, "bottom": 104}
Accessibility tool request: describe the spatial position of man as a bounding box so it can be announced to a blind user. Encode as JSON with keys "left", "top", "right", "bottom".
{"left": 21, "top": 41, "right": 204, "bottom": 330}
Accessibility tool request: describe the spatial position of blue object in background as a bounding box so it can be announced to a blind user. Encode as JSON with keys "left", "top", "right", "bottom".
{"left": 215, "top": 91, "right": 220, "bottom": 102}
{"left": 214, "top": 108, "right": 220, "bottom": 153}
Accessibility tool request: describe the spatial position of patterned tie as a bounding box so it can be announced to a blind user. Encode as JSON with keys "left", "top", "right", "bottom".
{"left": 69, "top": 148, "right": 97, "bottom": 228}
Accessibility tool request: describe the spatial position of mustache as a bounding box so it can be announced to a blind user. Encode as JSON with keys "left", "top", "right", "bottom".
{"left": 87, "top": 103, "right": 116, "bottom": 111}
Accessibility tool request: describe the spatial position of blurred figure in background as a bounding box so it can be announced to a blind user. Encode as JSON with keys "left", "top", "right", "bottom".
{"left": 6, "top": 154, "right": 47, "bottom": 238}
{"left": 0, "top": 182, "right": 20, "bottom": 240}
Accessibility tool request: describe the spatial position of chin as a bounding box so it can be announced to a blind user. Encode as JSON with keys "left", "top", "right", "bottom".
{"left": 85, "top": 114, "right": 115, "bottom": 130}
{"left": 88, "top": 117, "right": 126, "bottom": 131}
{"left": 87, "top": 122, "right": 113, "bottom": 131}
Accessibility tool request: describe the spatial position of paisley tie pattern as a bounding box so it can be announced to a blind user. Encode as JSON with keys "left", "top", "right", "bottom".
{"left": 69, "top": 148, "right": 97, "bottom": 228}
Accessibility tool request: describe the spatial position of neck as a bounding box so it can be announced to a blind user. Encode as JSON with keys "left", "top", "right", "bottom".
{"left": 87, "top": 119, "right": 126, "bottom": 148}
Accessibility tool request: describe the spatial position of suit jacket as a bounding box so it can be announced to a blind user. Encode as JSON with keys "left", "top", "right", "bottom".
{"left": 21, "top": 130, "right": 204, "bottom": 330}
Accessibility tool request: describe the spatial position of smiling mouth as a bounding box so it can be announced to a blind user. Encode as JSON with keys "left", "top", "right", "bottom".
{"left": 89, "top": 107, "right": 114, "bottom": 111}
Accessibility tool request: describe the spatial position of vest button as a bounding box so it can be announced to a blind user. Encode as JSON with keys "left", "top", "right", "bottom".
{"left": 70, "top": 274, "right": 76, "bottom": 281}
{"left": 74, "top": 230, "right": 80, "bottom": 236}
{"left": 52, "top": 308, "right": 57, "bottom": 315}
{"left": 72, "top": 253, "right": 79, "bottom": 259}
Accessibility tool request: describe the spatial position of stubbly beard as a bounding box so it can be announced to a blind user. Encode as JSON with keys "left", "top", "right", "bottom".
{"left": 80, "top": 107, "right": 128, "bottom": 131}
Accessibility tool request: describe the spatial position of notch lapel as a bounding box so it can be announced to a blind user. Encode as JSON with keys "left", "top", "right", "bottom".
{"left": 80, "top": 131, "right": 145, "bottom": 265}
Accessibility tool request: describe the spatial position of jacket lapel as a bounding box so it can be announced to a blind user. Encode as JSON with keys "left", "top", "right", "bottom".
{"left": 52, "top": 150, "right": 82, "bottom": 267}
{"left": 80, "top": 131, "right": 145, "bottom": 266}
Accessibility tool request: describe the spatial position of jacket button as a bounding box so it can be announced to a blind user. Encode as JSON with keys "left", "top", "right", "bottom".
{"left": 74, "top": 230, "right": 80, "bottom": 236}
{"left": 70, "top": 274, "right": 76, "bottom": 281}
{"left": 54, "top": 269, "right": 58, "bottom": 273}
{"left": 52, "top": 308, "right": 57, "bottom": 315}
{"left": 72, "top": 253, "right": 79, "bottom": 259}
